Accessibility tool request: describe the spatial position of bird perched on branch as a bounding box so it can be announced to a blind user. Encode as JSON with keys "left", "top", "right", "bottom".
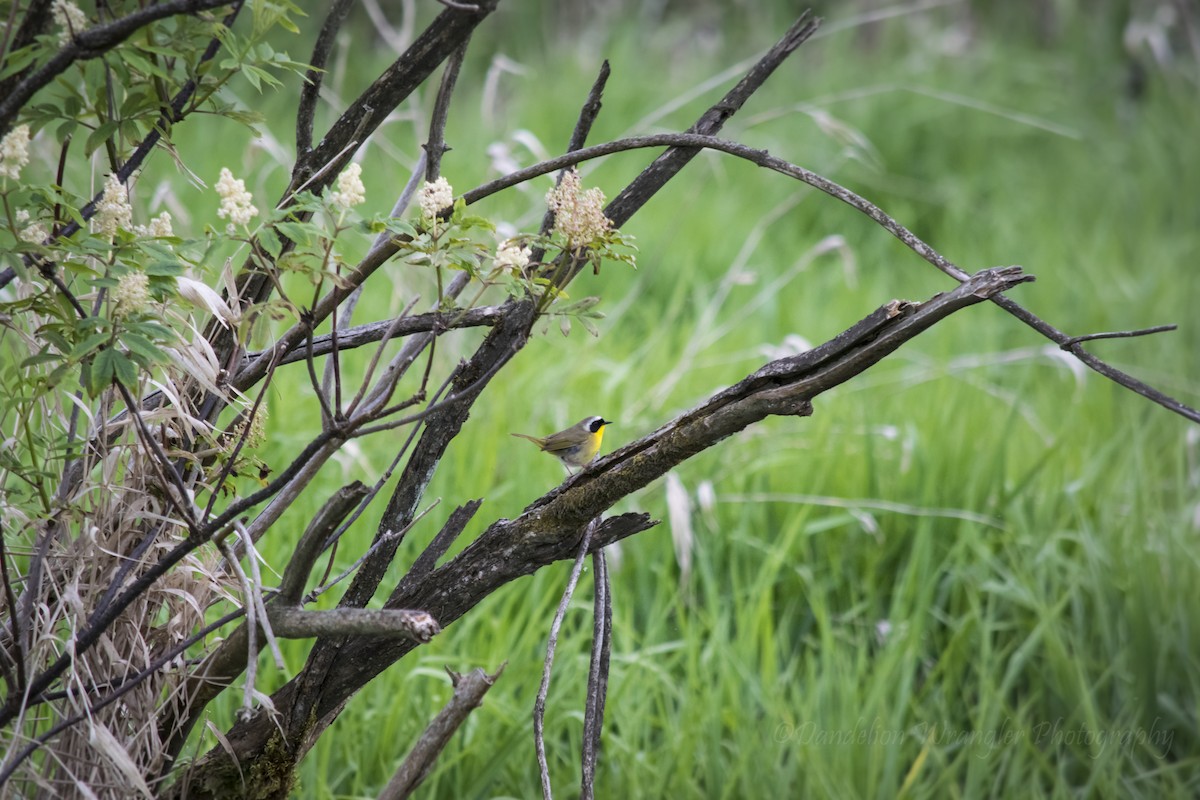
{"left": 512, "top": 415, "right": 611, "bottom": 474}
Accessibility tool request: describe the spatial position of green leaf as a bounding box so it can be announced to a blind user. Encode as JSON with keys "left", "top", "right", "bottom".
{"left": 124, "top": 319, "right": 176, "bottom": 342}
{"left": 121, "top": 332, "right": 170, "bottom": 366}
{"left": 275, "top": 221, "right": 315, "bottom": 247}
{"left": 111, "top": 350, "right": 138, "bottom": 387}
{"left": 90, "top": 348, "right": 117, "bottom": 395}
{"left": 20, "top": 349, "right": 61, "bottom": 369}
{"left": 121, "top": 50, "right": 171, "bottom": 81}
{"left": 85, "top": 120, "right": 119, "bottom": 157}
{"left": 69, "top": 331, "right": 111, "bottom": 360}
{"left": 144, "top": 260, "right": 183, "bottom": 277}
{"left": 258, "top": 226, "right": 282, "bottom": 259}
{"left": 56, "top": 120, "right": 78, "bottom": 143}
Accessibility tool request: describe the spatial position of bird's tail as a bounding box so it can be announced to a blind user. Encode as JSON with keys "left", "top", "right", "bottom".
{"left": 510, "top": 432, "right": 545, "bottom": 449}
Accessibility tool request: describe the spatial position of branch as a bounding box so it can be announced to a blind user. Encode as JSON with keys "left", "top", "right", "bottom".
{"left": 535, "top": 518, "right": 599, "bottom": 800}
{"left": 294, "top": 2, "right": 497, "bottom": 188}
{"left": 376, "top": 665, "right": 504, "bottom": 800}
{"left": 296, "top": 0, "right": 355, "bottom": 156}
{"left": 267, "top": 607, "right": 440, "bottom": 643}
{"left": 423, "top": 36, "right": 471, "bottom": 181}
{"left": 277, "top": 483, "right": 370, "bottom": 603}
{"left": 580, "top": 549, "right": 611, "bottom": 800}
{"left": 241, "top": 305, "right": 505, "bottom": 372}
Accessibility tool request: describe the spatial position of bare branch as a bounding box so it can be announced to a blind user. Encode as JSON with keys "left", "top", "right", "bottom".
{"left": 394, "top": 500, "right": 483, "bottom": 599}
{"left": 535, "top": 518, "right": 600, "bottom": 800}
{"left": 605, "top": 10, "right": 820, "bottom": 226}
{"left": 267, "top": 607, "right": 440, "bottom": 643}
{"left": 580, "top": 549, "right": 611, "bottom": 800}
{"left": 424, "top": 37, "right": 472, "bottom": 181}
{"left": 249, "top": 305, "right": 503, "bottom": 377}
{"left": 1060, "top": 324, "right": 1178, "bottom": 347}
{"left": 296, "top": 0, "right": 355, "bottom": 155}
{"left": 376, "top": 665, "right": 504, "bottom": 800}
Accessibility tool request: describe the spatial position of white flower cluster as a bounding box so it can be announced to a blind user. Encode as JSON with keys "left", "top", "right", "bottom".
{"left": 15, "top": 210, "right": 47, "bottom": 244}
{"left": 495, "top": 239, "right": 531, "bottom": 272}
{"left": 0, "top": 125, "right": 31, "bottom": 181}
{"left": 545, "top": 169, "right": 610, "bottom": 248}
{"left": 94, "top": 174, "right": 133, "bottom": 237}
{"left": 133, "top": 211, "right": 173, "bottom": 238}
{"left": 216, "top": 167, "right": 259, "bottom": 228}
{"left": 417, "top": 176, "right": 454, "bottom": 220}
{"left": 113, "top": 271, "right": 150, "bottom": 314}
{"left": 52, "top": 0, "right": 88, "bottom": 45}
{"left": 330, "top": 162, "right": 366, "bottom": 210}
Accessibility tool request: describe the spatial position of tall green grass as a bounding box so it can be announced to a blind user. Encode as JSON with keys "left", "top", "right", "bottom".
{"left": 164, "top": 4, "right": 1200, "bottom": 797}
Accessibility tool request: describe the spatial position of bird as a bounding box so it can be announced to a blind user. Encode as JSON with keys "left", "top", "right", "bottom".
{"left": 511, "top": 415, "right": 612, "bottom": 474}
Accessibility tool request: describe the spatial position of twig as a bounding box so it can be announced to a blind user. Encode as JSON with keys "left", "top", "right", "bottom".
{"left": 296, "top": 0, "right": 355, "bottom": 155}
{"left": 424, "top": 37, "right": 471, "bottom": 181}
{"left": 305, "top": 323, "right": 336, "bottom": 425}
{"left": 536, "top": 60, "right": 612, "bottom": 240}
{"left": 305, "top": 500, "right": 442, "bottom": 604}
{"left": 215, "top": 535, "right": 260, "bottom": 716}
{"left": 534, "top": 518, "right": 600, "bottom": 800}
{"left": 345, "top": 296, "right": 422, "bottom": 417}
{"left": 376, "top": 665, "right": 504, "bottom": 800}
{"left": 580, "top": 548, "right": 611, "bottom": 800}
{"left": 1060, "top": 324, "right": 1177, "bottom": 347}
{"left": 0, "top": 533, "right": 26, "bottom": 695}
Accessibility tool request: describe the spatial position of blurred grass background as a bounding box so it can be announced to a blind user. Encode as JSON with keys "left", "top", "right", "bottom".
{"left": 153, "top": 1, "right": 1200, "bottom": 796}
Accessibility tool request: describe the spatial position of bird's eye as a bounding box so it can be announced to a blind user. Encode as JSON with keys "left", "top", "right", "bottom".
{"left": 589, "top": 418, "right": 604, "bottom": 432}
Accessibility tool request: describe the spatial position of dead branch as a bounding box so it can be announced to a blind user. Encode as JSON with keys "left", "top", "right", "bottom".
{"left": 580, "top": 549, "right": 611, "bottom": 800}
{"left": 535, "top": 518, "right": 599, "bottom": 800}
{"left": 268, "top": 608, "right": 440, "bottom": 643}
{"left": 376, "top": 665, "right": 504, "bottom": 800}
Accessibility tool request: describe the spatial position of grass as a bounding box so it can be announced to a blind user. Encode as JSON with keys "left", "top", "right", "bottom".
{"left": 148, "top": 3, "right": 1200, "bottom": 797}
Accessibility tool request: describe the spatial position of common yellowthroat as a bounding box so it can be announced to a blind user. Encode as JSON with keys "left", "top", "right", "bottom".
{"left": 512, "top": 416, "right": 611, "bottom": 474}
